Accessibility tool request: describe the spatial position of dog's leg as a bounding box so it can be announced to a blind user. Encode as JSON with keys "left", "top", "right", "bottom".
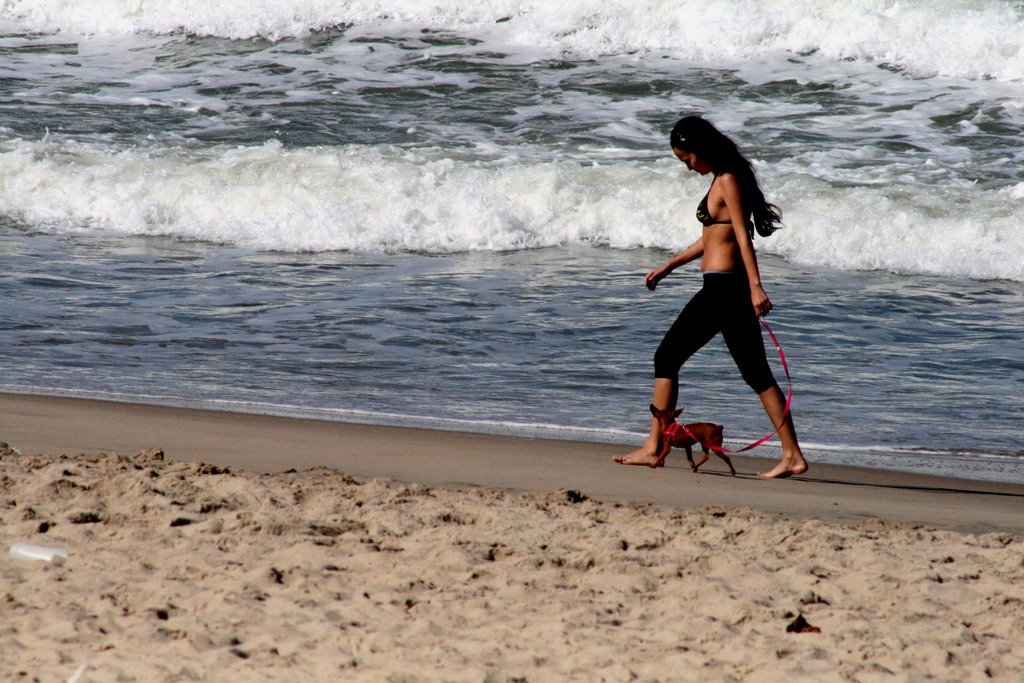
{"left": 710, "top": 428, "right": 735, "bottom": 476}
{"left": 684, "top": 445, "right": 698, "bottom": 472}
{"left": 720, "top": 453, "right": 736, "bottom": 476}
{"left": 693, "top": 445, "right": 710, "bottom": 472}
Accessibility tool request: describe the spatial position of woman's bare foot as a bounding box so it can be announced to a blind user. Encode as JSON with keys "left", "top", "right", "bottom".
{"left": 614, "top": 442, "right": 667, "bottom": 468}
{"left": 757, "top": 451, "right": 808, "bottom": 479}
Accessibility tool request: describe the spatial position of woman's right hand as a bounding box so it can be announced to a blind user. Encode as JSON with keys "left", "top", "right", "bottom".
{"left": 646, "top": 239, "right": 700, "bottom": 290}
{"left": 645, "top": 264, "right": 670, "bottom": 291}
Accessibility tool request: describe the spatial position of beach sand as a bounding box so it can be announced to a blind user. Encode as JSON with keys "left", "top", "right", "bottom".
{"left": 2, "top": 394, "right": 1023, "bottom": 682}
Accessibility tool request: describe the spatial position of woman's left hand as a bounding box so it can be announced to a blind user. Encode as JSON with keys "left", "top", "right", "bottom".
{"left": 751, "top": 285, "right": 772, "bottom": 317}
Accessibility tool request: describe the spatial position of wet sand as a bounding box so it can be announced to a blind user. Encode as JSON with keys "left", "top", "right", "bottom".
{"left": 3, "top": 393, "right": 1022, "bottom": 533}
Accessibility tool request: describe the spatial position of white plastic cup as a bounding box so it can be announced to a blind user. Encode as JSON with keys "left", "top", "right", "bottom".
{"left": 9, "top": 542, "right": 68, "bottom": 566}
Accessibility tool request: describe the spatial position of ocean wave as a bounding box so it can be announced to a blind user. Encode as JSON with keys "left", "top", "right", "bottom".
{"left": 1, "top": 0, "right": 1022, "bottom": 81}
{"left": 1, "top": 137, "right": 1022, "bottom": 281}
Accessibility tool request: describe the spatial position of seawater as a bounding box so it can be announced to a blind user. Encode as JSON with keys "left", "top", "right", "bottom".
{"left": 1, "top": 1, "right": 1022, "bottom": 483}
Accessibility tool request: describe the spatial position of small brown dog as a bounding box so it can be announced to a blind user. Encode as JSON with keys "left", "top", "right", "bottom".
{"left": 650, "top": 404, "right": 735, "bottom": 476}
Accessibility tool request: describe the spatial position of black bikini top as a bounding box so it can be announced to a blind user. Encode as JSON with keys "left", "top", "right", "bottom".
{"left": 695, "top": 192, "right": 715, "bottom": 226}
{"left": 696, "top": 179, "right": 732, "bottom": 227}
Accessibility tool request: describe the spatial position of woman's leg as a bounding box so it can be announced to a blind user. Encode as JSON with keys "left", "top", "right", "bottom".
{"left": 718, "top": 279, "right": 808, "bottom": 479}
{"left": 613, "top": 377, "right": 676, "bottom": 466}
{"left": 755, "top": 383, "right": 808, "bottom": 478}
{"left": 616, "top": 285, "right": 717, "bottom": 467}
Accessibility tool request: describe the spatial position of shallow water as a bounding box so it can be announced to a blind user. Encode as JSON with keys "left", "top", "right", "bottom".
{"left": 2, "top": 227, "right": 1021, "bottom": 482}
{"left": 1, "top": 1, "right": 1022, "bottom": 482}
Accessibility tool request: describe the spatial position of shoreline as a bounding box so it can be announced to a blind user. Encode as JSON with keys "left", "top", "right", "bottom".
{"left": 5, "top": 386, "right": 1020, "bottom": 484}
{"left": 3, "top": 392, "right": 1022, "bottom": 534}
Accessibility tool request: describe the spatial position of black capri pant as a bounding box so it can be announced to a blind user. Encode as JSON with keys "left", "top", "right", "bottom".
{"left": 654, "top": 273, "right": 776, "bottom": 394}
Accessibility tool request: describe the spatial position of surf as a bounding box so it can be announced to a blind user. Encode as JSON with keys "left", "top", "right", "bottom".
{"left": 1, "top": 136, "right": 1021, "bottom": 281}
{"left": 2, "top": 0, "right": 1023, "bottom": 81}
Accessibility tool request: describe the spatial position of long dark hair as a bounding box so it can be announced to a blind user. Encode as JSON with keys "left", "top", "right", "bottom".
{"left": 670, "top": 116, "right": 782, "bottom": 238}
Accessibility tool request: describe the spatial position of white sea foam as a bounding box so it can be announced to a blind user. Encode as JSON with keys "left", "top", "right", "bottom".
{"left": 1, "top": 0, "right": 1022, "bottom": 81}
{"left": 2, "top": 137, "right": 1021, "bottom": 281}
{"left": 770, "top": 174, "right": 1024, "bottom": 282}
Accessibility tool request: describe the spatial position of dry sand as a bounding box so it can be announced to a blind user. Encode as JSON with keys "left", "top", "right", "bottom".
{"left": 2, "top": 394, "right": 1023, "bottom": 681}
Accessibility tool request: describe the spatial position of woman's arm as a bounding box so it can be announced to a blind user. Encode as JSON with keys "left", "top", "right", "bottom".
{"left": 645, "top": 236, "right": 704, "bottom": 291}
{"left": 718, "top": 174, "right": 772, "bottom": 316}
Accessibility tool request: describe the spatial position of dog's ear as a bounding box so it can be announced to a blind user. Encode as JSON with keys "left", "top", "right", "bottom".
{"left": 672, "top": 408, "right": 683, "bottom": 419}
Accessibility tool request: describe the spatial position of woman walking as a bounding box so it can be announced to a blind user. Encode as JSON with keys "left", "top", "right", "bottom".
{"left": 615, "top": 116, "right": 807, "bottom": 479}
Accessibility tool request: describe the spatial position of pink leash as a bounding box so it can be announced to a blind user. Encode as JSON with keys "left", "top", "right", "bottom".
{"left": 669, "top": 317, "right": 792, "bottom": 454}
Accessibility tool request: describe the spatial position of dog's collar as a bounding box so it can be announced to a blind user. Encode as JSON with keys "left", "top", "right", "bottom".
{"left": 663, "top": 421, "right": 683, "bottom": 440}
